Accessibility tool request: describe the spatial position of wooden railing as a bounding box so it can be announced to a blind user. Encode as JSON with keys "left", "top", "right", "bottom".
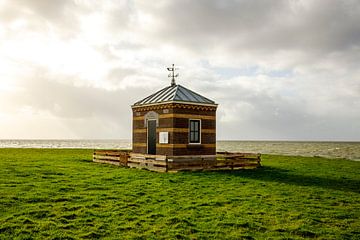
{"left": 216, "top": 151, "right": 261, "bottom": 170}
{"left": 128, "top": 153, "right": 168, "bottom": 172}
{"left": 93, "top": 150, "right": 261, "bottom": 172}
{"left": 93, "top": 150, "right": 131, "bottom": 166}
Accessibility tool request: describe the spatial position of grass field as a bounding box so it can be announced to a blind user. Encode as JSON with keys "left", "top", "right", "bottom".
{"left": 0, "top": 148, "right": 359, "bottom": 239}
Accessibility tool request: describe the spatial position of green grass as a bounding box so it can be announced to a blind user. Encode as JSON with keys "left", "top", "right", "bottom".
{"left": 0, "top": 148, "right": 359, "bottom": 240}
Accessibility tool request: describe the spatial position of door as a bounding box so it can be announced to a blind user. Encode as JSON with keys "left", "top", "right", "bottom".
{"left": 147, "top": 120, "right": 156, "bottom": 155}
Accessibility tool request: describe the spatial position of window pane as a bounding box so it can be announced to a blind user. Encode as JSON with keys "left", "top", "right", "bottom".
{"left": 194, "top": 122, "right": 199, "bottom": 131}
{"left": 189, "top": 120, "right": 200, "bottom": 143}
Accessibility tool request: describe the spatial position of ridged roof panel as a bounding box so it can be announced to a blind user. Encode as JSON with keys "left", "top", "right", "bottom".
{"left": 133, "top": 84, "right": 216, "bottom": 106}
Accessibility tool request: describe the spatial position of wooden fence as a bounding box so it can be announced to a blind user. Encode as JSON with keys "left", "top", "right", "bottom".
{"left": 216, "top": 151, "right": 261, "bottom": 169}
{"left": 93, "top": 150, "right": 261, "bottom": 172}
{"left": 93, "top": 149, "right": 131, "bottom": 166}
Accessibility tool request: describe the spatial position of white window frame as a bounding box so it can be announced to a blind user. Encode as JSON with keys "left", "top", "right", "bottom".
{"left": 189, "top": 119, "right": 201, "bottom": 144}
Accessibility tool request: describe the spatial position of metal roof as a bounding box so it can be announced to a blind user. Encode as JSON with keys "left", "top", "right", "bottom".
{"left": 132, "top": 84, "right": 216, "bottom": 107}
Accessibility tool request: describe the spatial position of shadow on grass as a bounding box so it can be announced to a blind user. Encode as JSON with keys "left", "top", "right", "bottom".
{"left": 193, "top": 167, "right": 360, "bottom": 193}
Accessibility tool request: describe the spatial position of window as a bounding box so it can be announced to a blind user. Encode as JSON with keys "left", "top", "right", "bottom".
{"left": 189, "top": 119, "right": 201, "bottom": 144}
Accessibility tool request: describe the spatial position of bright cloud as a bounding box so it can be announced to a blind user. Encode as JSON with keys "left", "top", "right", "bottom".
{"left": 0, "top": 0, "right": 359, "bottom": 140}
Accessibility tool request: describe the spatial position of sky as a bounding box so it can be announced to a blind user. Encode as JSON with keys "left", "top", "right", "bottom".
{"left": 0, "top": 0, "right": 360, "bottom": 141}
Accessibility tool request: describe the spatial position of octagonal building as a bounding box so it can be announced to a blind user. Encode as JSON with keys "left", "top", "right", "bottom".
{"left": 131, "top": 82, "right": 218, "bottom": 157}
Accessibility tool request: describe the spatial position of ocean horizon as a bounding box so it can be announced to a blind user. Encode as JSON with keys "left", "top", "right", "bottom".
{"left": 0, "top": 139, "right": 359, "bottom": 161}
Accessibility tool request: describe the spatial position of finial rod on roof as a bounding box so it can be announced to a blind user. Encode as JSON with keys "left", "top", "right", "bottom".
{"left": 167, "top": 63, "right": 179, "bottom": 86}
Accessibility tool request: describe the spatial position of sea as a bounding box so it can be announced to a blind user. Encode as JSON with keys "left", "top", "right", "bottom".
{"left": 0, "top": 139, "right": 359, "bottom": 161}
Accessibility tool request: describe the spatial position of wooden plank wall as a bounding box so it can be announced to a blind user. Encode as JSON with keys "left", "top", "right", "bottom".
{"left": 93, "top": 150, "right": 261, "bottom": 172}
{"left": 128, "top": 153, "right": 168, "bottom": 172}
{"left": 93, "top": 150, "right": 131, "bottom": 166}
{"left": 216, "top": 152, "right": 261, "bottom": 170}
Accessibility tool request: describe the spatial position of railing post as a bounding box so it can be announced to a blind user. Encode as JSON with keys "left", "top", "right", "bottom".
{"left": 165, "top": 156, "right": 168, "bottom": 172}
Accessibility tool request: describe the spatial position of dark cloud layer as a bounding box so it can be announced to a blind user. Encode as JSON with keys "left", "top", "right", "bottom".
{"left": 145, "top": 0, "right": 360, "bottom": 52}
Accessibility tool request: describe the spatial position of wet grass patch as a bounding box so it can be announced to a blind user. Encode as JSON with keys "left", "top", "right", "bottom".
{"left": 0, "top": 148, "right": 359, "bottom": 239}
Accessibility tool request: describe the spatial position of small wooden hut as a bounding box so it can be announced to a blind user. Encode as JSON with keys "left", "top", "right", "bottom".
{"left": 131, "top": 72, "right": 218, "bottom": 158}
{"left": 93, "top": 65, "right": 261, "bottom": 172}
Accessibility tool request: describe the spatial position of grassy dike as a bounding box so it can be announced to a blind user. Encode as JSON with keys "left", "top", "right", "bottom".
{"left": 0, "top": 148, "right": 359, "bottom": 239}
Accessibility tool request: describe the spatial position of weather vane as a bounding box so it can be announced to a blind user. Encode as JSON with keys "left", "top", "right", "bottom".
{"left": 167, "top": 64, "right": 179, "bottom": 86}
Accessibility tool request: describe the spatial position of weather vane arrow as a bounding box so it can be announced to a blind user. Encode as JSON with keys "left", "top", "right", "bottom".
{"left": 167, "top": 64, "right": 179, "bottom": 86}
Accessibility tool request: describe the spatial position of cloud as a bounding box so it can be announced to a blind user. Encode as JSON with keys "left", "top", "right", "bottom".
{"left": 138, "top": 0, "right": 360, "bottom": 69}
{"left": 1, "top": 67, "right": 144, "bottom": 138}
{"left": 0, "top": 0, "right": 81, "bottom": 39}
{"left": 0, "top": 0, "right": 359, "bottom": 140}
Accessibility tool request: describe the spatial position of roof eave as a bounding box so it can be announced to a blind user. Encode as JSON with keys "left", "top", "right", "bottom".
{"left": 131, "top": 100, "right": 218, "bottom": 109}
